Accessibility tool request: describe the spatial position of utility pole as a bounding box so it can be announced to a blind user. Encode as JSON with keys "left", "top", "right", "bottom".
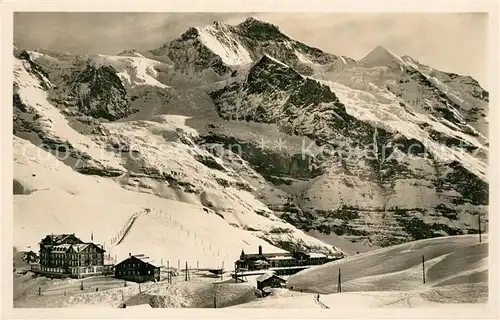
{"left": 337, "top": 268, "right": 342, "bottom": 293}
{"left": 185, "top": 262, "right": 188, "bottom": 281}
{"left": 478, "top": 214, "right": 482, "bottom": 243}
{"left": 213, "top": 283, "right": 217, "bottom": 308}
{"left": 422, "top": 255, "right": 426, "bottom": 284}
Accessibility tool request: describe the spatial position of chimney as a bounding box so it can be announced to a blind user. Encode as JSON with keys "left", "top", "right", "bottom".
{"left": 258, "top": 245, "right": 262, "bottom": 255}
{"left": 129, "top": 253, "right": 131, "bottom": 258}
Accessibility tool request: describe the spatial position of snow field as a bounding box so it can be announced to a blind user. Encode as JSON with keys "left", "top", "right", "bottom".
{"left": 196, "top": 24, "right": 253, "bottom": 66}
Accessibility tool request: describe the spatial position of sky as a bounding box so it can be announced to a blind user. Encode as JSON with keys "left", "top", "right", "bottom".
{"left": 14, "top": 12, "right": 488, "bottom": 86}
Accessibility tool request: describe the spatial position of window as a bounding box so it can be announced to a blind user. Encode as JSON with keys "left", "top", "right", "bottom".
{"left": 148, "top": 270, "right": 151, "bottom": 275}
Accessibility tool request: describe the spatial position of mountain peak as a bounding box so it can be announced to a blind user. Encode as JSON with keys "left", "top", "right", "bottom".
{"left": 240, "top": 16, "right": 264, "bottom": 25}
{"left": 211, "top": 20, "right": 229, "bottom": 29}
{"left": 236, "top": 17, "right": 286, "bottom": 41}
{"left": 359, "top": 45, "right": 406, "bottom": 69}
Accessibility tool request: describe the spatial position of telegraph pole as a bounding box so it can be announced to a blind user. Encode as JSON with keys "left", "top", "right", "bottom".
{"left": 478, "top": 214, "right": 482, "bottom": 243}
{"left": 422, "top": 255, "right": 426, "bottom": 284}
{"left": 213, "top": 283, "right": 217, "bottom": 308}
{"left": 337, "top": 268, "right": 342, "bottom": 293}
{"left": 185, "top": 262, "right": 188, "bottom": 281}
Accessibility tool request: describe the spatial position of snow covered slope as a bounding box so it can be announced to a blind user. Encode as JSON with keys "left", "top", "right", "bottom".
{"left": 196, "top": 23, "right": 253, "bottom": 66}
{"left": 12, "top": 17, "right": 489, "bottom": 257}
{"left": 94, "top": 54, "right": 170, "bottom": 89}
{"left": 287, "top": 234, "right": 487, "bottom": 293}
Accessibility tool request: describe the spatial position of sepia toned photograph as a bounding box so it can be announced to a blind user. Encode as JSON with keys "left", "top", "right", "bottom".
{"left": 9, "top": 9, "right": 492, "bottom": 311}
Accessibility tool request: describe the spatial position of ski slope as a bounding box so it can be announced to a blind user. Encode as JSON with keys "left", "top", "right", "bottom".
{"left": 234, "top": 235, "right": 488, "bottom": 308}
{"left": 286, "top": 234, "right": 488, "bottom": 294}
{"left": 232, "top": 286, "right": 487, "bottom": 308}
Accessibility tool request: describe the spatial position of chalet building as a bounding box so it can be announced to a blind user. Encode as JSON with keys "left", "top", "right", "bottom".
{"left": 256, "top": 272, "right": 286, "bottom": 291}
{"left": 114, "top": 254, "right": 160, "bottom": 283}
{"left": 33, "top": 233, "right": 105, "bottom": 278}
{"left": 235, "top": 245, "right": 343, "bottom": 276}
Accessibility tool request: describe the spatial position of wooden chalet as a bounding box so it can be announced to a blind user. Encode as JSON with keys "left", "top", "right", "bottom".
{"left": 114, "top": 253, "right": 160, "bottom": 283}
{"left": 256, "top": 272, "right": 286, "bottom": 291}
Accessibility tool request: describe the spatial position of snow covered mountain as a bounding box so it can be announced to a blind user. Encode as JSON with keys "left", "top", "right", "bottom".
{"left": 13, "top": 17, "right": 488, "bottom": 263}
{"left": 150, "top": 17, "right": 352, "bottom": 77}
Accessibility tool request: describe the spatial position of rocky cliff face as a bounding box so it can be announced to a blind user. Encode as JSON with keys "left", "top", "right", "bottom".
{"left": 13, "top": 17, "right": 488, "bottom": 255}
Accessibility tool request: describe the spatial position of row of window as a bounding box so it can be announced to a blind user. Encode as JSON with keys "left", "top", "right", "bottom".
{"left": 41, "top": 259, "right": 103, "bottom": 267}
{"left": 39, "top": 267, "right": 65, "bottom": 273}
{"left": 117, "top": 270, "right": 152, "bottom": 276}
{"left": 45, "top": 253, "right": 102, "bottom": 260}
{"left": 69, "top": 266, "right": 105, "bottom": 274}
